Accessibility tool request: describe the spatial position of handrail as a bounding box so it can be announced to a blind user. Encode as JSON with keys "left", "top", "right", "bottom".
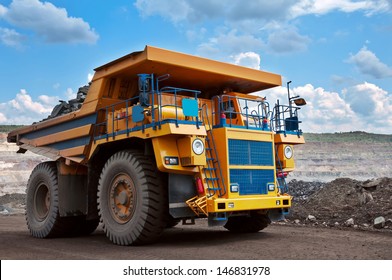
{"left": 211, "top": 94, "right": 271, "bottom": 130}
{"left": 271, "top": 103, "right": 302, "bottom": 134}
{"left": 93, "top": 80, "right": 202, "bottom": 140}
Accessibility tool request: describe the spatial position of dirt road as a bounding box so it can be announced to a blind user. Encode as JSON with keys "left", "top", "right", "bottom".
{"left": 1, "top": 215, "right": 391, "bottom": 260}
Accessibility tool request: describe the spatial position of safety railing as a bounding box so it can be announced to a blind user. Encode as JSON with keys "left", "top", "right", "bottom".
{"left": 271, "top": 102, "right": 302, "bottom": 135}
{"left": 93, "top": 85, "right": 201, "bottom": 141}
{"left": 154, "top": 86, "right": 201, "bottom": 128}
{"left": 211, "top": 95, "right": 271, "bottom": 131}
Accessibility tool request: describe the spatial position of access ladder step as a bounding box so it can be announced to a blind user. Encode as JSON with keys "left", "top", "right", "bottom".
{"left": 205, "top": 177, "right": 219, "bottom": 181}
{"left": 204, "top": 167, "right": 216, "bottom": 171}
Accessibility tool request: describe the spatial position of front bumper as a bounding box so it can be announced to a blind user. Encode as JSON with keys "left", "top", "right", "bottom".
{"left": 207, "top": 195, "right": 292, "bottom": 213}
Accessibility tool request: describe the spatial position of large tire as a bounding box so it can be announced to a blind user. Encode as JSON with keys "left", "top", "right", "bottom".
{"left": 26, "top": 162, "right": 66, "bottom": 238}
{"left": 97, "top": 150, "right": 166, "bottom": 245}
{"left": 224, "top": 211, "right": 271, "bottom": 233}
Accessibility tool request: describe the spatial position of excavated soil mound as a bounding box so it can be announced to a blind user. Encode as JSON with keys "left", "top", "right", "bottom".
{"left": 288, "top": 177, "right": 392, "bottom": 230}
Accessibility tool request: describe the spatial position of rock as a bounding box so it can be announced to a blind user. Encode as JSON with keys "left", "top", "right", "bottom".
{"left": 307, "top": 215, "right": 317, "bottom": 222}
{"left": 363, "top": 223, "right": 370, "bottom": 228}
{"left": 374, "top": 216, "right": 386, "bottom": 229}
{"left": 386, "top": 219, "right": 392, "bottom": 227}
{"left": 359, "top": 191, "right": 373, "bottom": 205}
{"left": 362, "top": 178, "right": 382, "bottom": 191}
{"left": 294, "top": 219, "right": 300, "bottom": 224}
{"left": 334, "top": 222, "right": 340, "bottom": 226}
{"left": 345, "top": 218, "right": 355, "bottom": 226}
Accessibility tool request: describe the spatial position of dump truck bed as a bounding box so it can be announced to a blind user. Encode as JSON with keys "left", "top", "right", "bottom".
{"left": 7, "top": 45, "right": 282, "bottom": 163}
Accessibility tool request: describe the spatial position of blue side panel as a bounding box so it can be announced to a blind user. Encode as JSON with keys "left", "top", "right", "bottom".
{"left": 182, "top": 99, "right": 199, "bottom": 117}
{"left": 46, "top": 136, "right": 91, "bottom": 150}
{"left": 23, "top": 114, "right": 97, "bottom": 140}
{"left": 228, "top": 139, "right": 273, "bottom": 166}
{"left": 230, "top": 169, "right": 274, "bottom": 195}
{"left": 94, "top": 119, "right": 203, "bottom": 141}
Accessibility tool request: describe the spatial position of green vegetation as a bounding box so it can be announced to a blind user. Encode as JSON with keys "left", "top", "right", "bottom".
{"left": 0, "top": 125, "right": 25, "bottom": 133}
{"left": 304, "top": 131, "right": 392, "bottom": 143}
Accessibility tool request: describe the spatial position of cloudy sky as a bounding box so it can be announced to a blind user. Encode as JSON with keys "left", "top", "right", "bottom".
{"left": 0, "top": 0, "right": 391, "bottom": 133}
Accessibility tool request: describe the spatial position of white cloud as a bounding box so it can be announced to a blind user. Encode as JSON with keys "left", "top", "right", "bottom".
{"left": 135, "top": 0, "right": 392, "bottom": 24}
{"left": 347, "top": 46, "right": 392, "bottom": 79}
{"left": 343, "top": 82, "right": 392, "bottom": 116}
{"left": 65, "top": 88, "right": 76, "bottom": 100}
{"left": 290, "top": 0, "right": 392, "bottom": 18}
{"left": 197, "top": 29, "right": 265, "bottom": 59}
{"left": 260, "top": 82, "right": 391, "bottom": 134}
{"left": 135, "top": 0, "right": 392, "bottom": 57}
{"left": 232, "top": 52, "right": 261, "bottom": 70}
{"left": 0, "top": 4, "right": 6, "bottom": 17}
{"left": 0, "top": 89, "right": 58, "bottom": 125}
{"left": 0, "top": 27, "right": 25, "bottom": 47}
{"left": 0, "top": 0, "right": 98, "bottom": 45}
{"left": 0, "top": 112, "right": 7, "bottom": 123}
{"left": 87, "top": 73, "right": 94, "bottom": 82}
{"left": 266, "top": 26, "right": 311, "bottom": 53}
{"left": 38, "top": 95, "right": 58, "bottom": 106}
{"left": 135, "top": 0, "right": 193, "bottom": 22}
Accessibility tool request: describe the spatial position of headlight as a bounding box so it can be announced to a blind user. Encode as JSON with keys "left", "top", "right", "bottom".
{"left": 192, "top": 138, "right": 204, "bottom": 155}
{"left": 284, "top": 145, "right": 293, "bottom": 159}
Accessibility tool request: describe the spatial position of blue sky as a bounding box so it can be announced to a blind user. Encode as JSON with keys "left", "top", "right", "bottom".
{"left": 0, "top": 0, "right": 391, "bottom": 133}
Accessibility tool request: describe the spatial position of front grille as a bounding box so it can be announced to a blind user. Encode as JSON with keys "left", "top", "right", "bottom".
{"left": 228, "top": 139, "right": 273, "bottom": 166}
{"left": 230, "top": 169, "right": 274, "bottom": 195}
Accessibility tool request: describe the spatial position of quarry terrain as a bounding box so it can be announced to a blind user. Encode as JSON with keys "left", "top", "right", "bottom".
{"left": 1, "top": 131, "right": 392, "bottom": 231}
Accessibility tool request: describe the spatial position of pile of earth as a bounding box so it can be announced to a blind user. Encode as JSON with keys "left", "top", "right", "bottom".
{"left": 286, "top": 177, "right": 392, "bottom": 231}
{"left": 0, "top": 193, "right": 25, "bottom": 215}
{"left": 2, "top": 178, "right": 392, "bottom": 233}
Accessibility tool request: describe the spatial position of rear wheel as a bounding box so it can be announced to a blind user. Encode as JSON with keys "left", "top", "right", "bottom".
{"left": 224, "top": 211, "right": 271, "bottom": 233}
{"left": 97, "top": 150, "right": 166, "bottom": 245}
{"left": 26, "top": 162, "right": 65, "bottom": 238}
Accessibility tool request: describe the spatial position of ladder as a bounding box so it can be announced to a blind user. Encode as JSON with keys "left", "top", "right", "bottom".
{"left": 201, "top": 104, "right": 226, "bottom": 198}
{"left": 185, "top": 104, "right": 227, "bottom": 216}
{"left": 203, "top": 132, "right": 226, "bottom": 197}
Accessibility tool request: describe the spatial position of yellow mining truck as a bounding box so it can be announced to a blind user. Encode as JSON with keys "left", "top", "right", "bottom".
{"left": 7, "top": 46, "right": 305, "bottom": 245}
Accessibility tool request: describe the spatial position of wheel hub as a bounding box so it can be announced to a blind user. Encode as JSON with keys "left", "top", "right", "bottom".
{"left": 109, "top": 175, "right": 136, "bottom": 224}
{"left": 34, "top": 183, "right": 50, "bottom": 221}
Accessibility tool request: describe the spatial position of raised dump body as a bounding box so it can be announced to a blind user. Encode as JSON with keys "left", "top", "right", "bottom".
{"left": 8, "top": 46, "right": 305, "bottom": 245}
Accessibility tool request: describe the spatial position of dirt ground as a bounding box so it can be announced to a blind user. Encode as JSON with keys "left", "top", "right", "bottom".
{"left": 1, "top": 132, "right": 392, "bottom": 260}
{"left": 1, "top": 215, "right": 391, "bottom": 260}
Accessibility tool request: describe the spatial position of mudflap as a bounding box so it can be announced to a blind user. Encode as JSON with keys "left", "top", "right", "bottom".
{"left": 58, "top": 174, "right": 88, "bottom": 217}
{"left": 268, "top": 208, "right": 289, "bottom": 222}
{"left": 208, "top": 212, "right": 227, "bottom": 226}
{"left": 168, "top": 174, "right": 197, "bottom": 218}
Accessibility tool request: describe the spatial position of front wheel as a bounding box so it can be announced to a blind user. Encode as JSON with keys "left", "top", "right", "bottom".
{"left": 224, "top": 211, "right": 271, "bottom": 233}
{"left": 97, "top": 150, "right": 166, "bottom": 245}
